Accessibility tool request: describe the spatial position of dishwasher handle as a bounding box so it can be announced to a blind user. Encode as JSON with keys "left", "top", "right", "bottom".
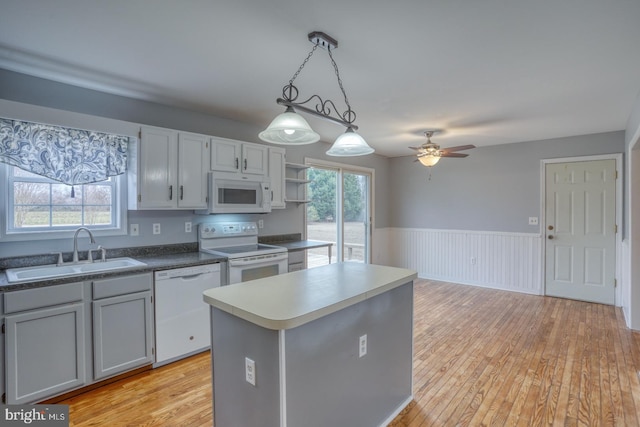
{"left": 154, "top": 264, "right": 221, "bottom": 281}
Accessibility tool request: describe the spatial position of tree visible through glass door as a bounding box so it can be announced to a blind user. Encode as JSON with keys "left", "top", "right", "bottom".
{"left": 306, "top": 165, "right": 371, "bottom": 268}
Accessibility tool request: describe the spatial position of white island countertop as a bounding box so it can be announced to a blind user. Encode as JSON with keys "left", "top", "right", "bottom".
{"left": 203, "top": 263, "right": 417, "bottom": 330}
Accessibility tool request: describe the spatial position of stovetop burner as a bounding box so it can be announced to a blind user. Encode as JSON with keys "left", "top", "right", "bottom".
{"left": 198, "top": 222, "right": 287, "bottom": 259}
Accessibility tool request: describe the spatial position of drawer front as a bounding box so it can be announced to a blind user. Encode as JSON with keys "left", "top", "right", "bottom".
{"left": 288, "top": 251, "right": 305, "bottom": 264}
{"left": 4, "top": 282, "right": 84, "bottom": 314}
{"left": 289, "top": 263, "right": 305, "bottom": 272}
{"left": 92, "top": 273, "right": 152, "bottom": 300}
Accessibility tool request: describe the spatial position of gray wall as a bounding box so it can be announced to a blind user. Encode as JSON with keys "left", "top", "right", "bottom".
{"left": 389, "top": 131, "right": 625, "bottom": 233}
{"left": 0, "top": 69, "right": 390, "bottom": 257}
{"left": 626, "top": 91, "right": 640, "bottom": 147}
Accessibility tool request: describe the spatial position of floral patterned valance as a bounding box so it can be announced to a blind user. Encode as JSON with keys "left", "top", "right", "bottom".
{"left": 0, "top": 118, "right": 129, "bottom": 185}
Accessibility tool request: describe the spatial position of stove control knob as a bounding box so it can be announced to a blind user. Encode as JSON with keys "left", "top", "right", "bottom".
{"left": 204, "top": 227, "right": 210, "bottom": 233}
{"left": 210, "top": 227, "right": 216, "bottom": 233}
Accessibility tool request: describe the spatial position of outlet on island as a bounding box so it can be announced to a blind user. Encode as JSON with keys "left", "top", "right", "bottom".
{"left": 245, "top": 357, "right": 256, "bottom": 386}
{"left": 153, "top": 223, "right": 161, "bottom": 235}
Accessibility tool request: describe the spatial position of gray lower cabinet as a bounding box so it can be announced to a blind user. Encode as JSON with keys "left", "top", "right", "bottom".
{"left": 4, "top": 282, "right": 86, "bottom": 404}
{"left": 288, "top": 250, "right": 305, "bottom": 272}
{"left": 2, "top": 273, "right": 154, "bottom": 404}
{"left": 0, "top": 294, "right": 4, "bottom": 404}
{"left": 92, "top": 273, "right": 153, "bottom": 380}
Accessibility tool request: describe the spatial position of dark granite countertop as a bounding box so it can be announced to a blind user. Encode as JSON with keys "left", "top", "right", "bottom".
{"left": 0, "top": 244, "right": 226, "bottom": 292}
{"left": 274, "top": 240, "right": 333, "bottom": 251}
{"left": 258, "top": 234, "right": 333, "bottom": 252}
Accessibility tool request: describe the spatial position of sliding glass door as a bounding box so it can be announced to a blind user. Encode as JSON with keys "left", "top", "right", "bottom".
{"left": 305, "top": 160, "right": 373, "bottom": 267}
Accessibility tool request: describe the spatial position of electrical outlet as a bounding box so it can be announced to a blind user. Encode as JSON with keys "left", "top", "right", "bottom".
{"left": 245, "top": 357, "right": 256, "bottom": 386}
{"left": 130, "top": 224, "right": 139, "bottom": 236}
{"left": 185, "top": 221, "right": 192, "bottom": 233}
{"left": 529, "top": 217, "right": 539, "bottom": 225}
{"left": 258, "top": 219, "right": 264, "bottom": 229}
{"left": 359, "top": 334, "right": 367, "bottom": 358}
{"left": 153, "top": 223, "right": 161, "bottom": 235}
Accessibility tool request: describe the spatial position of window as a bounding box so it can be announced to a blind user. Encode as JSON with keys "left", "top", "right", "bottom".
{"left": 2, "top": 165, "right": 126, "bottom": 240}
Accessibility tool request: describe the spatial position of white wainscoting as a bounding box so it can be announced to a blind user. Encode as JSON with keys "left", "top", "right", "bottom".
{"left": 387, "top": 228, "right": 543, "bottom": 295}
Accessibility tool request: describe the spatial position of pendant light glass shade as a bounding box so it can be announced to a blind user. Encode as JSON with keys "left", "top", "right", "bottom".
{"left": 259, "top": 107, "right": 320, "bottom": 145}
{"left": 417, "top": 155, "right": 441, "bottom": 167}
{"left": 326, "top": 127, "right": 374, "bottom": 157}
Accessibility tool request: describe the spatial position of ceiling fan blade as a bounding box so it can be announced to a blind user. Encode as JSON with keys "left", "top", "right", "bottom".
{"left": 408, "top": 146, "right": 422, "bottom": 150}
{"left": 440, "top": 152, "right": 469, "bottom": 158}
{"left": 442, "top": 144, "right": 476, "bottom": 153}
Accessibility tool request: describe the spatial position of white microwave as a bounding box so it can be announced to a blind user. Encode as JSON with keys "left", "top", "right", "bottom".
{"left": 195, "top": 172, "right": 271, "bottom": 214}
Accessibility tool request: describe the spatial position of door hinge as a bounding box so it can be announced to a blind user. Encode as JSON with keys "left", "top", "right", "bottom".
{"left": 150, "top": 295, "right": 153, "bottom": 304}
{"left": 138, "top": 130, "right": 142, "bottom": 139}
{"left": 615, "top": 170, "right": 618, "bottom": 179}
{"left": 615, "top": 224, "right": 618, "bottom": 234}
{"left": 614, "top": 278, "right": 617, "bottom": 288}
{"left": 152, "top": 348, "right": 155, "bottom": 356}
{"left": 138, "top": 194, "right": 142, "bottom": 203}
{"left": 1, "top": 322, "right": 4, "bottom": 334}
{"left": 2, "top": 393, "right": 5, "bottom": 404}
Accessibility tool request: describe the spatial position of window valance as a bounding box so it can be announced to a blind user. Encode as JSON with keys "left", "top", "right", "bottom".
{"left": 0, "top": 118, "right": 129, "bottom": 185}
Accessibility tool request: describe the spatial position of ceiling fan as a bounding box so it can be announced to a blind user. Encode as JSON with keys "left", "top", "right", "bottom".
{"left": 409, "top": 130, "right": 475, "bottom": 167}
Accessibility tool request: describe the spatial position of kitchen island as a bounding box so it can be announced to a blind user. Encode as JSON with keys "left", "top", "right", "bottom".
{"left": 203, "top": 263, "right": 417, "bottom": 427}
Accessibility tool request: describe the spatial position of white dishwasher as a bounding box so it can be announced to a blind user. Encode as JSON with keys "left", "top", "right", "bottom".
{"left": 154, "top": 263, "right": 221, "bottom": 366}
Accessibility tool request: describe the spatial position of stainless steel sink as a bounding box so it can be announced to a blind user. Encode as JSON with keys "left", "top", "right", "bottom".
{"left": 5, "top": 258, "right": 147, "bottom": 283}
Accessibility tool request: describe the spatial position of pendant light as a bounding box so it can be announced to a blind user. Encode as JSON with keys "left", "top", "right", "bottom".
{"left": 258, "top": 106, "right": 320, "bottom": 144}
{"left": 259, "top": 31, "right": 374, "bottom": 156}
{"left": 326, "top": 127, "right": 374, "bottom": 156}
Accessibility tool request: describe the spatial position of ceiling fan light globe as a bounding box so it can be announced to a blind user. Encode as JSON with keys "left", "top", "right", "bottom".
{"left": 418, "top": 155, "right": 441, "bottom": 167}
{"left": 326, "top": 128, "right": 375, "bottom": 156}
{"left": 259, "top": 108, "right": 320, "bottom": 145}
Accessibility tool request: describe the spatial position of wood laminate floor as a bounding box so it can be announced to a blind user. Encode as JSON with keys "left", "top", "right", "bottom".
{"left": 61, "top": 279, "right": 640, "bottom": 426}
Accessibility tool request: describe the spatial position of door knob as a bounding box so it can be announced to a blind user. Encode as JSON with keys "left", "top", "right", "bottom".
{"left": 548, "top": 235, "right": 554, "bottom": 240}
{"left": 548, "top": 225, "right": 554, "bottom": 230}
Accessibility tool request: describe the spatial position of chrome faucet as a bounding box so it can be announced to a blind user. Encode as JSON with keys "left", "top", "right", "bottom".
{"left": 72, "top": 227, "right": 96, "bottom": 263}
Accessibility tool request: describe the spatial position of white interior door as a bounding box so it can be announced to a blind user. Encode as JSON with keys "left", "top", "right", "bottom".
{"left": 545, "top": 159, "right": 616, "bottom": 305}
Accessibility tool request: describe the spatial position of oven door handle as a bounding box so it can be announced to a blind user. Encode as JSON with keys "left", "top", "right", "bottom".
{"left": 228, "top": 253, "right": 288, "bottom": 267}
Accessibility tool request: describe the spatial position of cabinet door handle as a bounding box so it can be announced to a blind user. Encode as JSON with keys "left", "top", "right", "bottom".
{"left": 180, "top": 185, "right": 184, "bottom": 200}
{"left": 235, "top": 158, "right": 239, "bottom": 169}
{"left": 244, "top": 159, "right": 248, "bottom": 170}
{"left": 169, "top": 185, "right": 173, "bottom": 200}
{"left": 271, "top": 190, "right": 274, "bottom": 201}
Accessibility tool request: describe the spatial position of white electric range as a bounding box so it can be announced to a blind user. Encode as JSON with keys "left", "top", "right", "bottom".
{"left": 199, "top": 221, "right": 288, "bottom": 285}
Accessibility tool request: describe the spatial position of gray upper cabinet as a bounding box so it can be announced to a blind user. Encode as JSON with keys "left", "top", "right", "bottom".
{"left": 92, "top": 273, "right": 153, "bottom": 381}
{"left": 4, "top": 283, "right": 86, "bottom": 404}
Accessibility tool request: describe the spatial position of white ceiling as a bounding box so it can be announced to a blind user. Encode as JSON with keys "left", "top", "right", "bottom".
{"left": 1, "top": 0, "right": 639, "bottom": 157}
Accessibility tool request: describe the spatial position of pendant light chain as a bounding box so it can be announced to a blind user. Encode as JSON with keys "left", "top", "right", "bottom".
{"left": 327, "top": 47, "right": 352, "bottom": 115}
{"left": 289, "top": 43, "right": 319, "bottom": 85}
